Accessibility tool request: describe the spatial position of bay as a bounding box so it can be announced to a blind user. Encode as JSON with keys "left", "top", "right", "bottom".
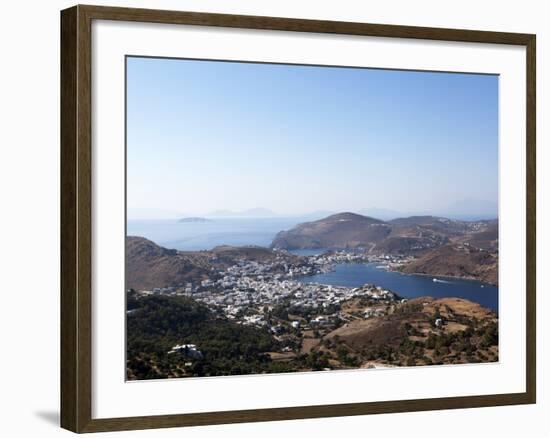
{"left": 298, "top": 263, "right": 498, "bottom": 312}
{"left": 127, "top": 220, "right": 498, "bottom": 312}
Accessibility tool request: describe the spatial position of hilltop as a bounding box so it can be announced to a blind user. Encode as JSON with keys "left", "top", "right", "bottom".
{"left": 270, "top": 212, "right": 495, "bottom": 253}
{"left": 271, "top": 212, "right": 390, "bottom": 250}
{"left": 126, "top": 236, "right": 213, "bottom": 290}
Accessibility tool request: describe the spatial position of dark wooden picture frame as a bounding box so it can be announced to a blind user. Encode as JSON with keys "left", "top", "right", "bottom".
{"left": 61, "top": 4, "right": 536, "bottom": 433}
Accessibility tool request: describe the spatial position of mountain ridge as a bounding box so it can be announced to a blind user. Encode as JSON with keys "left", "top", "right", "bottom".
{"left": 271, "top": 212, "right": 497, "bottom": 253}
{"left": 206, "top": 208, "right": 277, "bottom": 218}
{"left": 271, "top": 212, "right": 390, "bottom": 251}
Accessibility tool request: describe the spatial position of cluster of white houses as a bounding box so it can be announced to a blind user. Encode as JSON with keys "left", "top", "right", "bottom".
{"left": 197, "top": 278, "right": 397, "bottom": 323}
{"left": 134, "top": 251, "right": 403, "bottom": 335}
{"left": 137, "top": 250, "right": 406, "bottom": 298}
{"left": 131, "top": 250, "right": 408, "bottom": 359}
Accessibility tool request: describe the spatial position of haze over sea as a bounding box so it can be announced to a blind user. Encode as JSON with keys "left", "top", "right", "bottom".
{"left": 127, "top": 217, "right": 303, "bottom": 251}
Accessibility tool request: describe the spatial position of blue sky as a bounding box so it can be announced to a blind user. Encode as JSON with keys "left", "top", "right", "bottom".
{"left": 126, "top": 57, "right": 498, "bottom": 219}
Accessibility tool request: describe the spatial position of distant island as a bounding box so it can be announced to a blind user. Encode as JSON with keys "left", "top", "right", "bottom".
{"left": 178, "top": 217, "right": 212, "bottom": 223}
{"left": 206, "top": 208, "right": 276, "bottom": 218}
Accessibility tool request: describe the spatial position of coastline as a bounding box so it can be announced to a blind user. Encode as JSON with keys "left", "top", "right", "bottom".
{"left": 297, "top": 255, "right": 499, "bottom": 288}
{"left": 388, "top": 266, "right": 498, "bottom": 288}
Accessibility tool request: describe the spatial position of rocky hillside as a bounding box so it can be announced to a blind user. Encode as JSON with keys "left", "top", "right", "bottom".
{"left": 321, "top": 296, "right": 498, "bottom": 367}
{"left": 126, "top": 236, "right": 214, "bottom": 290}
{"left": 462, "top": 219, "right": 498, "bottom": 251}
{"left": 397, "top": 244, "right": 498, "bottom": 285}
{"left": 271, "top": 212, "right": 391, "bottom": 250}
{"left": 126, "top": 236, "right": 300, "bottom": 290}
{"left": 271, "top": 212, "right": 496, "bottom": 254}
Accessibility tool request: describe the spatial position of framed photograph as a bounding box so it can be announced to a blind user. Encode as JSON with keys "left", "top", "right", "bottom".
{"left": 60, "top": 5, "right": 536, "bottom": 433}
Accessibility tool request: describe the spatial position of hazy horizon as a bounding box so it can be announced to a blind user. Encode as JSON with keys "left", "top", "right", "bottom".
{"left": 127, "top": 57, "right": 498, "bottom": 220}
{"left": 127, "top": 206, "right": 498, "bottom": 222}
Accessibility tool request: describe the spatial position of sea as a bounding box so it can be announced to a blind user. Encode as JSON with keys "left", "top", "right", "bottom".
{"left": 127, "top": 218, "right": 498, "bottom": 312}
{"left": 298, "top": 262, "right": 498, "bottom": 312}
{"left": 127, "top": 217, "right": 303, "bottom": 251}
